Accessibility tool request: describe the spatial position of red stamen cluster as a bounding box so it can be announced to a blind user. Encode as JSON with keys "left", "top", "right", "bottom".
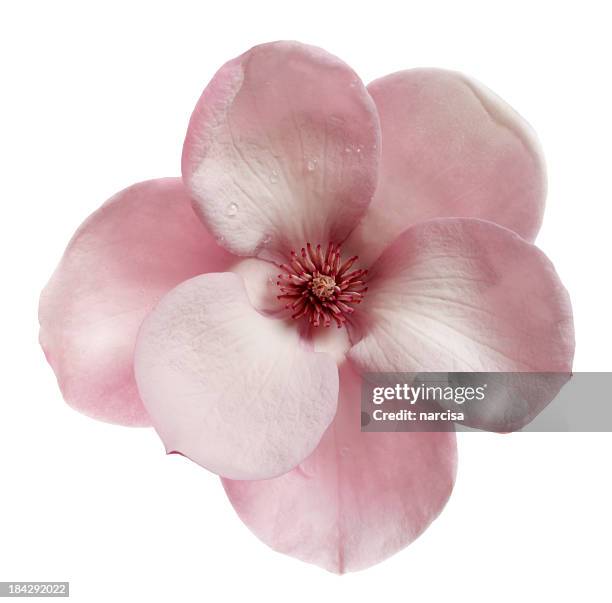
{"left": 277, "top": 242, "right": 368, "bottom": 328}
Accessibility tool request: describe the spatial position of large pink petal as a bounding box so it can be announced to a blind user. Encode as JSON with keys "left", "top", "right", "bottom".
{"left": 39, "top": 178, "right": 233, "bottom": 426}
{"left": 349, "top": 218, "right": 575, "bottom": 431}
{"left": 348, "top": 69, "right": 546, "bottom": 264}
{"left": 222, "top": 362, "right": 457, "bottom": 573}
{"left": 182, "top": 41, "right": 380, "bottom": 261}
{"left": 133, "top": 272, "right": 339, "bottom": 480}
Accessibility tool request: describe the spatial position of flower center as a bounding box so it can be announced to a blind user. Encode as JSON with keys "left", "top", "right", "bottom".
{"left": 276, "top": 242, "right": 368, "bottom": 328}
{"left": 310, "top": 275, "right": 336, "bottom": 299}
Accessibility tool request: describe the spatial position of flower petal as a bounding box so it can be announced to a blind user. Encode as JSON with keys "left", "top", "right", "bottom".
{"left": 229, "top": 257, "right": 284, "bottom": 315}
{"left": 349, "top": 218, "right": 575, "bottom": 431}
{"left": 222, "top": 362, "right": 457, "bottom": 573}
{"left": 182, "top": 41, "right": 380, "bottom": 261}
{"left": 133, "top": 272, "right": 339, "bottom": 479}
{"left": 348, "top": 69, "right": 546, "bottom": 264}
{"left": 39, "top": 178, "right": 232, "bottom": 426}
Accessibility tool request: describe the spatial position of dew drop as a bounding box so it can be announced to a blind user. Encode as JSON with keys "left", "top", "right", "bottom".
{"left": 344, "top": 146, "right": 352, "bottom": 154}
{"left": 262, "top": 233, "right": 272, "bottom": 245}
{"left": 306, "top": 158, "right": 317, "bottom": 172}
{"left": 226, "top": 202, "right": 238, "bottom": 217}
{"left": 269, "top": 170, "right": 279, "bottom": 184}
{"left": 340, "top": 446, "right": 350, "bottom": 457}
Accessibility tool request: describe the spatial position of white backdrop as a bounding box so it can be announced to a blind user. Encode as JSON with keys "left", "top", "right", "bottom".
{"left": 1, "top": 1, "right": 611, "bottom": 601}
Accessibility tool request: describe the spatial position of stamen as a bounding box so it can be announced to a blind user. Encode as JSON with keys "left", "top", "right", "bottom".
{"left": 276, "top": 242, "right": 368, "bottom": 328}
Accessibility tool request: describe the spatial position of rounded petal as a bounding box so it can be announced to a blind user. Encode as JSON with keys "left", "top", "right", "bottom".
{"left": 133, "top": 272, "right": 339, "bottom": 480}
{"left": 349, "top": 219, "right": 575, "bottom": 431}
{"left": 39, "top": 178, "right": 232, "bottom": 426}
{"left": 223, "top": 362, "right": 457, "bottom": 573}
{"left": 348, "top": 69, "right": 546, "bottom": 264}
{"left": 182, "top": 41, "right": 380, "bottom": 261}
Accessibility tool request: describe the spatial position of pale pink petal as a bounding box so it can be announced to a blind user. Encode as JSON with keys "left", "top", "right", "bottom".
{"left": 182, "top": 41, "right": 380, "bottom": 261}
{"left": 39, "top": 178, "right": 233, "bottom": 426}
{"left": 133, "top": 272, "right": 339, "bottom": 479}
{"left": 349, "top": 218, "right": 575, "bottom": 431}
{"left": 348, "top": 69, "right": 546, "bottom": 264}
{"left": 223, "top": 362, "right": 457, "bottom": 573}
{"left": 229, "top": 257, "right": 284, "bottom": 315}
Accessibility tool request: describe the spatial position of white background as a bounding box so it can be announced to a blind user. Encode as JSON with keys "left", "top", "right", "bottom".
{"left": 1, "top": 1, "right": 611, "bottom": 601}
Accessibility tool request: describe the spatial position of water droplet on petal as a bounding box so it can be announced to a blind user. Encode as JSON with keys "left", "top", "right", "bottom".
{"left": 262, "top": 233, "right": 272, "bottom": 245}
{"left": 344, "top": 146, "right": 352, "bottom": 154}
{"left": 226, "top": 202, "right": 238, "bottom": 217}
{"left": 269, "top": 170, "right": 279, "bottom": 184}
{"left": 306, "top": 158, "right": 317, "bottom": 172}
{"left": 340, "top": 446, "right": 350, "bottom": 457}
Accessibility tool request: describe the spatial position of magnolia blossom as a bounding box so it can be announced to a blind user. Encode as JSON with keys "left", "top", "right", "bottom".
{"left": 39, "top": 41, "right": 574, "bottom": 573}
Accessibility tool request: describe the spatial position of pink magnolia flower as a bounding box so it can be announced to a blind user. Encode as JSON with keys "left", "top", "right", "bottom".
{"left": 39, "top": 41, "right": 574, "bottom": 573}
